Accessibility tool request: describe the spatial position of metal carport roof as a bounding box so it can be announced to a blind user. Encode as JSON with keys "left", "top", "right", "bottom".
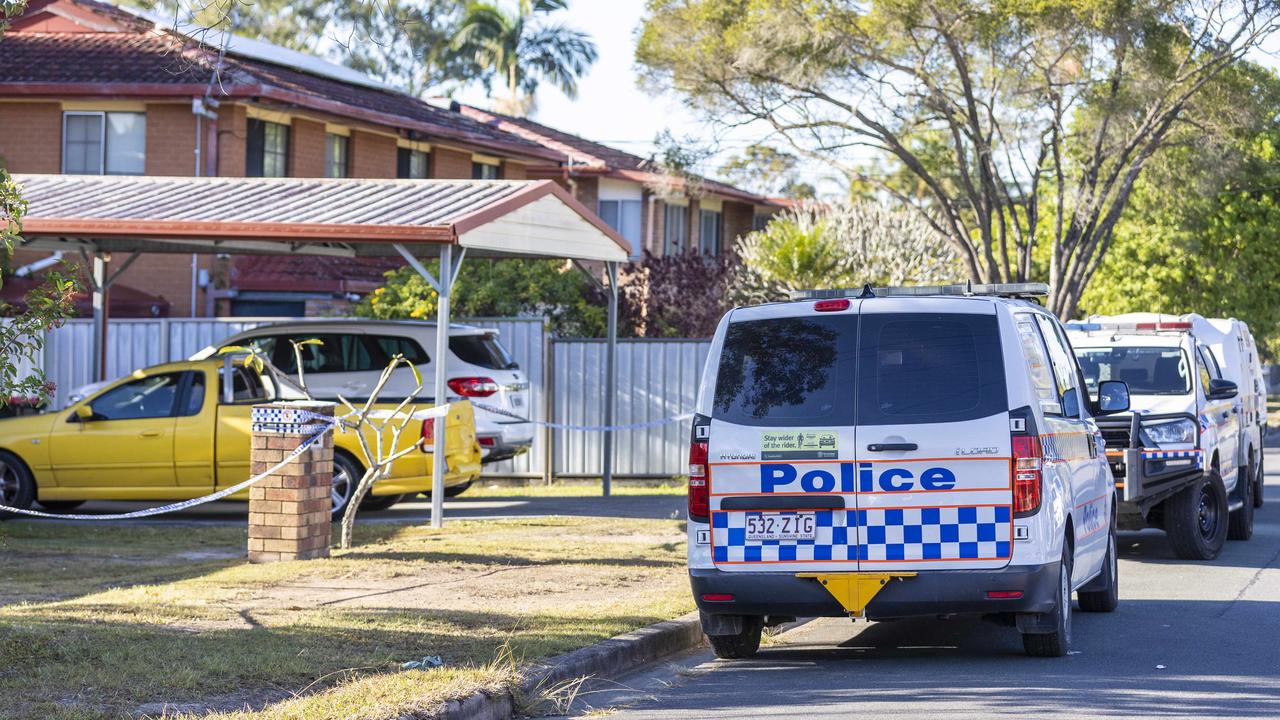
{"left": 12, "top": 174, "right": 631, "bottom": 261}
{"left": 11, "top": 173, "right": 631, "bottom": 525}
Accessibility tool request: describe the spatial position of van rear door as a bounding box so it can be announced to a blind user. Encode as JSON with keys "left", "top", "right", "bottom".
{"left": 855, "top": 299, "right": 1014, "bottom": 571}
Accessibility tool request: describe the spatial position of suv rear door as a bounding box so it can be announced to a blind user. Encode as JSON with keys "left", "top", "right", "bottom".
{"left": 856, "top": 299, "right": 1014, "bottom": 570}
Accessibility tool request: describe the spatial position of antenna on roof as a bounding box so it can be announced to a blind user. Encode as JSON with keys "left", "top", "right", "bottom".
{"left": 857, "top": 284, "right": 876, "bottom": 299}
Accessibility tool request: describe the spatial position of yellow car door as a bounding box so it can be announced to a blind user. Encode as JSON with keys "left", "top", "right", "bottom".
{"left": 49, "top": 370, "right": 187, "bottom": 490}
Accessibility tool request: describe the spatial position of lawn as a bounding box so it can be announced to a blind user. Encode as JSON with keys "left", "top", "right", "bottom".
{"left": 0, "top": 517, "right": 693, "bottom": 719}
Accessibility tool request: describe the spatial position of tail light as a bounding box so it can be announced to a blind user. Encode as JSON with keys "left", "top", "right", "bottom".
{"left": 1012, "top": 434, "right": 1043, "bottom": 514}
{"left": 420, "top": 417, "right": 435, "bottom": 452}
{"left": 478, "top": 436, "right": 496, "bottom": 447}
{"left": 688, "top": 439, "right": 710, "bottom": 522}
{"left": 448, "top": 377, "right": 500, "bottom": 397}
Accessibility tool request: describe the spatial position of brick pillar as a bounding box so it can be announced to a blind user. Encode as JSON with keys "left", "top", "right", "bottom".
{"left": 248, "top": 402, "right": 334, "bottom": 562}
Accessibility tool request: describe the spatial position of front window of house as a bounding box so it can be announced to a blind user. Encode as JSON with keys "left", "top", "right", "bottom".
{"left": 398, "top": 148, "right": 429, "bottom": 178}
{"left": 62, "top": 111, "right": 145, "bottom": 175}
{"left": 471, "top": 161, "right": 500, "bottom": 180}
{"left": 699, "top": 209, "right": 722, "bottom": 255}
{"left": 598, "top": 199, "right": 643, "bottom": 257}
{"left": 246, "top": 119, "right": 289, "bottom": 177}
{"left": 664, "top": 203, "right": 689, "bottom": 254}
{"left": 325, "top": 134, "right": 348, "bottom": 178}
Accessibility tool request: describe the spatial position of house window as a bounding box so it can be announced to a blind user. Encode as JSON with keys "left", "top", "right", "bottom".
{"left": 699, "top": 209, "right": 722, "bottom": 255}
{"left": 61, "top": 111, "right": 145, "bottom": 175}
{"left": 663, "top": 203, "right": 689, "bottom": 255}
{"left": 246, "top": 119, "right": 289, "bottom": 177}
{"left": 325, "top": 134, "right": 348, "bottom": 178}
{"left": 472, "top": 162, "right": 500, "bottom": 180}
{"left": 597, "top": 199, "right": 642, "bottom": 257}
{"left": 752, "top": 213, "right": 772, "bottom": 232}
{"left": 397, "top": 148, "right": 429, "bottom": 178}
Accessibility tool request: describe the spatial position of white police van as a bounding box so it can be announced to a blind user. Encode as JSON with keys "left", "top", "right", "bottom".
{"left": 687, "top": 283, "right": 1127, "bottom": 658}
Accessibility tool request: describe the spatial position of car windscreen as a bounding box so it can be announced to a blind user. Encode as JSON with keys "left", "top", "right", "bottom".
{"left": 857, "top": 312, "right": 1007, "bottom": 425}
{"left": 450, "top": 334, "right": 517, "bottom": 370}
{"left": 713, "top": 315, "right": 857, "bottom": 426}
{"left": 1076, "top": 346, "right": 1191, "bottom": 395}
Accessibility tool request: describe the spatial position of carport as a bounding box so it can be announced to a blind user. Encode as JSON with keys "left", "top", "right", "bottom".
{"left": 12, "top": 173, "right": 632, "bottom": 526}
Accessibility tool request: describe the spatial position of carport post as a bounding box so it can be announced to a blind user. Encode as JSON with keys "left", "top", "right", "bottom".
{"left": 90, "top": 252, "right": 108, "bottom": 383}
{"left": 431, "top": 244, "right": 453, "bottom": 528}
{"left": 603, "top": 261, "right": 619, "bottom": 497}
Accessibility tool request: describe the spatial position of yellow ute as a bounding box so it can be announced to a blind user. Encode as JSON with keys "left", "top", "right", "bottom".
{"left": 0, "top": 358, "right": 482, "bottom": 517}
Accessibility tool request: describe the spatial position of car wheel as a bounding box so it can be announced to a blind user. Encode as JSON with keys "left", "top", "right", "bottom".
{"left": 444, "top": 480, "right": 473, "bottom": 498}
{"left": 331, "top": 453, "right": 363, "bottom": 521}
{"left": 1078, "top": 525, "right": 1119, "bottom": 613}
{"left": 36, "top": 500, "right": 86, "bottom": 513}
{"left": 0, "top": 451, "right": 36, "bottom": 518}
{"left": 360, "top": 493, "right": 405, "bottom": 511}
{"left": 1165, "top": 470, "right": 1229, "bottom": 560}
{"left": 1228, "top": 464, "right": 1255, "bottom": 541}
{"left": 1254, "top": 451, "right": 1265, "bottom": 508}
{"left": 1023, "top": 542, "right": 1073, "bottom": 657}
{"left": 706, "top": 616, "right": 763, "bottom": 659}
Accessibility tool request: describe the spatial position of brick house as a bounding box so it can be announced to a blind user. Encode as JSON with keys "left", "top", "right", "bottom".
{"left": 455, "top": 104, "right": 779, "bottom": 260}
{"left": 0, "top": 0, "right": 777, "bottom": 318}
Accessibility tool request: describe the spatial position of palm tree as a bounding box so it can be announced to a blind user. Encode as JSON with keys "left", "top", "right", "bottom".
{"left": 451, "top": 0, "right": 597, "bottom": 116}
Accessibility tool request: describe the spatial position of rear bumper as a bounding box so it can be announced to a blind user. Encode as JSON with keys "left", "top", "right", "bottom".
{"left": 478, "top": 422, "right": 534, "bottom": 464}
{"left": 690, "top": 562, "right": 1059, "bottom": 620}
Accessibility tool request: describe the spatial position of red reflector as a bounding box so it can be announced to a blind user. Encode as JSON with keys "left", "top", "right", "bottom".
{"left": 478, "top": 436, "right": 496, "bottom": 447}
{"left": 688, "top": 440, "right": 710, "bottom": 521}
{"left": 702, "top": 593, "right": 734, "bottom": 602}
{"left": 814, "top": 298, "right": 851, "bottom": 312}
{"left": 986, "top": 591, "right": 1024, "bottom": 600}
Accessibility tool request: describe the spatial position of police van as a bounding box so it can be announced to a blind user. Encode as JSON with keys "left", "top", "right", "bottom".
{"left": 687, "top": 283, "right": 1126, "bottom": 658}
{"left": 1068, "top": 314, "right": 1263, "bottom": 560}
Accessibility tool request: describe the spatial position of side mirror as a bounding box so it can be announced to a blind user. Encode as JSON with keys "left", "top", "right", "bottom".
{"left": 1096, "top": 380, "right": 1130, "bottom": 415}
{"left": 1207, "top": 378, "right": 1238, "bottom": 400}
{"left": 72, "top": 405, "right": 94, "bottom": 422}
{"left": 1061, "top": 387, "right": 1082, "bottom": 419}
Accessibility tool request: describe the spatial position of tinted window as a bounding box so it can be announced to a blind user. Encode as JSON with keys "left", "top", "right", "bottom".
{"left": 181, "top": 371, "right": 205, "bottom": 416}
{"left": 271, "top": 334, "right": 377, "bottom": 374}
{"left": 857, "top": 313, "right": 1007, "bottom": 425}
{"left": 1077, "top": 347, "right": 1191, "bottom": 396}
{"left": 219, "top": 366, "right": 269, "bottom": 404}
{"left": 373, "top": 335, "right": 430, "bottom": 366}
{"left": 713, "top": 316, "right": 857, "bottom": 426}
{"left": 90, "top": 373, "right": 183, "bottom": 420}
{"left": 450, "top": 334, "right": 517, "bottom": 370}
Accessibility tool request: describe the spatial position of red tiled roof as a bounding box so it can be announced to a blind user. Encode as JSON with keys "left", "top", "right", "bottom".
{"left": 0, "top": 32, "right": 209, "bottom": 84}
{"left": 231, "top": 255, "right": 400, "bottom": 294}
{"left": 0, "top": 274, "right": 170, "bottom": 317}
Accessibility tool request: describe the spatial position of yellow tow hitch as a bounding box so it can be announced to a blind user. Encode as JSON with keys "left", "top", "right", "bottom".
{"left": 797, "top": 572, "right": 917, "bottom": 618}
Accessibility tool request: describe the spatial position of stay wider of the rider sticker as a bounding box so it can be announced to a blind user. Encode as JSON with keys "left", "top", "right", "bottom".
{"left": 760, "top": 429, "right": 839, "bottom": 460}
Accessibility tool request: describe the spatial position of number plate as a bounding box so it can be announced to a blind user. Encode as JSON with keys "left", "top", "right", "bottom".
{"left": 745, "top": 512, "right": 816, "bottom": 542}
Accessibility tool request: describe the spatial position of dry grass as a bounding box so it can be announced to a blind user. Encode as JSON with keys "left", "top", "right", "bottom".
{"left": 0, "top": 517, "right": 692, "bottom": 719}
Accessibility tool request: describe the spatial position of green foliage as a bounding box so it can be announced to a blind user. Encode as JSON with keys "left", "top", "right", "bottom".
{"left": 451, "top": 0, "right": 597, "bottom": 115}
{"left": 619, "top": 251, "right": 739, "bottom": 338}
{"left": 718, "top": 144, "right": 816, "bottom": 199}
{"left": 356, "top": 259, "right": 606, "bottom": 337}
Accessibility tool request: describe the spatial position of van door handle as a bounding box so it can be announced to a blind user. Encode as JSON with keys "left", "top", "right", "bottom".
{"left": 139, "top": 430, "right": 163, "bottom": 438}
{"left": 867, "top": 443, "right": 918, "bottom": 452}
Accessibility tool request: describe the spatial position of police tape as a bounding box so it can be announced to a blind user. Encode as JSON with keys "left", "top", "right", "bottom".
{"left": 0, "top": 422, "right": 335, "bottom": 521}
{"left": 470, "top": 402, "right": 694, "bottom": 432}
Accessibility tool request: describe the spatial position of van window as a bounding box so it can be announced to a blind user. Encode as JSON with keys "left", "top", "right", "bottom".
{"left": 1015, "top": 318, "right": 1062, "bottom": 416}
{"left": 857, "top": 313, "right": 1007, "bottom": 425}
{"left": 713, "top": 315, "right": 857, "bottom": 426}
{"left": 1034, "top": 314, "right": 1081, "bottom": 415}
{"left": 1077, "top": 347, "right": 1191, "bottom": 396}
{"left": 450, "top": 334, "right": 517, "bottom": 370}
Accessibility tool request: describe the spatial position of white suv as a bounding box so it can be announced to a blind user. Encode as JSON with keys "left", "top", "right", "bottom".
{"left": 687, "top": 283, "right": 1126, "bottom": 658}
{"left": 193, "top": 320, "right": 533, "bottom": 477}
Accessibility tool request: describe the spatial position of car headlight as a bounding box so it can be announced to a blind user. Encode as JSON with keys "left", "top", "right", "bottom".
{"left": 1144, "top": 418, "right": 1196, "bottom": 446}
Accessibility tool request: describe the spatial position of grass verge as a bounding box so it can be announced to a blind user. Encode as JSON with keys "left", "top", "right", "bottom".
{"left": 0, "top": 517, "right": 691, "bottom": 719}
{"left": 463, "top": 480, "right": 686, "bottom": 498}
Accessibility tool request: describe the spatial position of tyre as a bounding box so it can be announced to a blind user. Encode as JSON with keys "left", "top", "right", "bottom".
{"left": 35, "top": 500, "right": 86, "bottom": 513}
{"left": 1024, "top": 540, "right": 1075, "bottom": 653}
{"left": 1228, "top": 464, "right": 1255, "bottom": 541}
{"left": 444, "top": 480, "right": 474, "bottom": 498}
{"left": 330, "top": 452, "right": 363, "bottom": 521}
{"left": 360, "top": 493, "right": 405, "bottom": 512}
{"left": 707, "top": 616, "right": 763, "bottom": 659}
{"left": 0, "top": 452, "right": 36, "bottom": 517}
{"left": 1078, "top": 525, "right": 1119, "bottom": 613}
{"left": 1254, "top": 451, "right": 1265, "bottom": 508}
{"left": 1023, "top": 542, "right": 1073, "bottom": 658}
{"left": 1165, "top": 471, "right": 1229, "bottom": 561}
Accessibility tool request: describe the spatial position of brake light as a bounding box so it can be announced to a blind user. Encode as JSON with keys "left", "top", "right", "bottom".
{"left": 689, "top": 440, "right": 710, "bottom": 521}
{"left": 420, "top": 418, "right": 434, "bottom": 451}
{"left": 814, "top": 298, "right": 851, "bottom": 312}
{"left": 448, "top": 377, "right": 500, "bottom": 397}
{"left": 1012, "top": 435, "right": 1042, "bottom": 514}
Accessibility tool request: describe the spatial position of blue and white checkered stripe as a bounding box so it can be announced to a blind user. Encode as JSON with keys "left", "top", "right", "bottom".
{"left": 1139, "top": 449, "right": 1203, "bottom": 467}
{"left": 250, "top": 407, "right": 336, "bottom": 435}
{"left": 712, "top": 505, "right": 1012, "bottom": 564}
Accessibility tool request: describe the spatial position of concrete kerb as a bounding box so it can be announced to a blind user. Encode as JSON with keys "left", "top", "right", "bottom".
{"left": 440, "top": 611, "right": 706, "bottom": 720}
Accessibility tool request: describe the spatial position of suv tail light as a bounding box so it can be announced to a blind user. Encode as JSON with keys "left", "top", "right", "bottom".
{"left": 448, "top": 377, "right": 500, "bottom": 397}
{"left": 421, "top": 418, "right": 435, "bottom": 452}
{"left": 1012, "top": 434, "right": 1043, "bottom": 514}
{"left": 689, "top": 439, "right": 710, "bottom": 522}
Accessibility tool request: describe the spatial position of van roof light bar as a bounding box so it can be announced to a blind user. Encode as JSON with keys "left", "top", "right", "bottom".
{"left": 1065, "top": 320, "right": 1193, "bottom": 333}
{"left": 790, "top": 282, "right": 1049, "bottom": 301}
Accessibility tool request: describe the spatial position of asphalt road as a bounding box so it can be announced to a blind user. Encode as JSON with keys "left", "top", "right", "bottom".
{"left": 573, "top": 450, "right": 1280, "bottom": 720}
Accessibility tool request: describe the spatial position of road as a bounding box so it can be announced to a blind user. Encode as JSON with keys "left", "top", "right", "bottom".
{"left": 572, "top": 450, "right": 1280, "bottom": 720}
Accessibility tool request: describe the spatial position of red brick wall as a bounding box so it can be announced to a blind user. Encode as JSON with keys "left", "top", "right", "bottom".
{"left": 722, "top": 200, "right": 755, "bottom": 255}
{"left": 144, "top": 103, "right": 196, "bottom": 176}
{"left": 289, "top": 118, "right": 326, "bottom": 177}
{"left": 501, "top": 160, "right": 526, "bottom": 180}
{"left": 349, "top": 130, "right": 396, "bottom": 178}
{"left": 216, "top": 103, "right": 247, "bottom": 177}
{"left": 574, "top": 175, "right": 599, "bottom": 214}
{"left": 651, "top": 198, "right": 666, "bottom": 256}
{"left": 688, "top": 198, "right": 702, "bottom": 253}
{"left": 432, "top": 146, "right": 472, "bottom": 179}
{"left": 0, "top": 102, "right": 62, "bottom": 172}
